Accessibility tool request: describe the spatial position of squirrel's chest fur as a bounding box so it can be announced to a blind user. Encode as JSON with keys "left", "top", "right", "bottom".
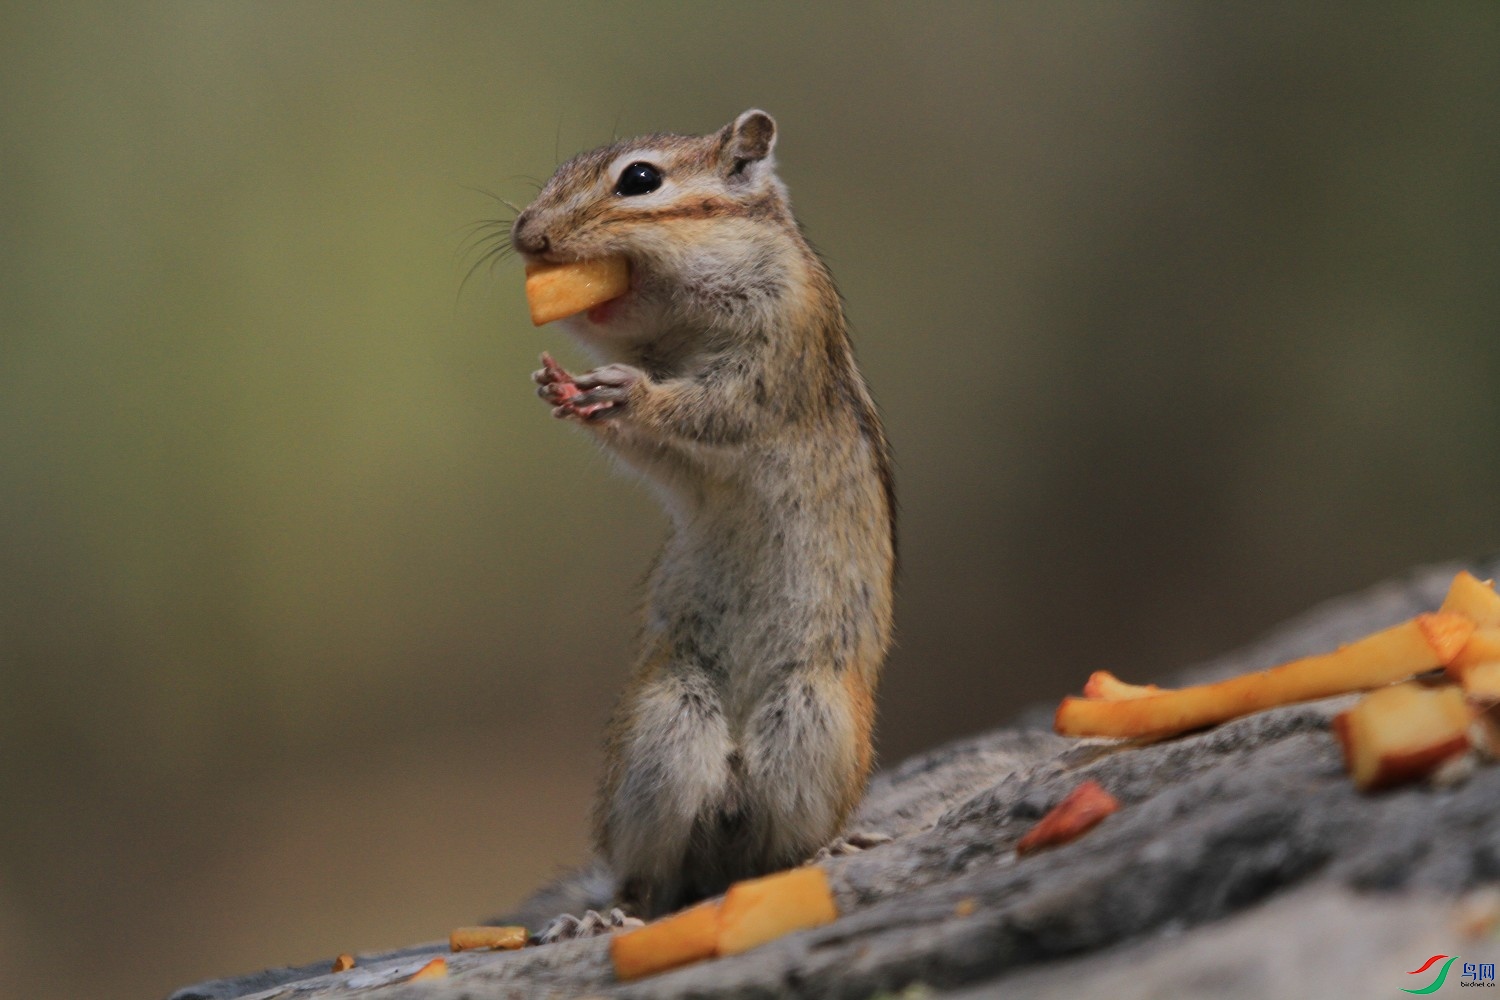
{"left": 643, "top": 416, "right": 893, "bottom": 731}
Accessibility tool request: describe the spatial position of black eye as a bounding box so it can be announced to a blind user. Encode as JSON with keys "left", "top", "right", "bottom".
{"left": 615, "top": 161, "right": 662, "bottom": 196}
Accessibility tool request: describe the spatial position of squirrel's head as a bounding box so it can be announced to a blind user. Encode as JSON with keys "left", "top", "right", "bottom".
{"left": 511, "top": 110, "right": 808, "bottom": 352}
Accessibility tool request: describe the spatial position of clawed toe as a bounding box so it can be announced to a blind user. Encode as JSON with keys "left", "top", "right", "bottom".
{"left": 814, "top": 830, "right": 894, "bottom": 860}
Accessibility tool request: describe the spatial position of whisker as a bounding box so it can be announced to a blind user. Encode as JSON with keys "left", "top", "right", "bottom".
{"left": 454, "top": 220, "right": 513, "bottom": 260}
{"left": 456, "top": 218, "right": 511, "bottom": 238}
{"left": 458, "top": 183, "right": 526, "bottom": 212}
{"left": 456, "top": 237, "right": 514, "bottom": 302}
{"left": 455, "top": 231, "right": 497, "bottom": 262}
{"left": 458, "top": 219, "right": 491, "bottom": 234}
{"left": 448, "top": 183, "right": 533, "bottom": 311}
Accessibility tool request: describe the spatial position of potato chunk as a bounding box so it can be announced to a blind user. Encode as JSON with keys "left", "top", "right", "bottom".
{"left": 448, "top": 925, "right": 527, "bottom": 952}
{"left": 610, "top": 865, "right": 840, "bottom": 980}
{"left": 717, "top": 865, "right": 838, "bottom": 957}
{"left": 1461, "top": 661, "right": 1500, "bottom": 704}
{"left": 1440, "top": 571, "right": 1500, "bottom": 627}
{"left": 1015, "top": 780, "right": 1121, "bottom": 855}
{"left": 610, "top": 900, "right": 722, "bottom": 982}
{"left": 407, "top": 957, "right": 448, "bottom": 981}
{"left": 1332, "top": 682, "right": 1472, "bottom": 790}
{"left": 1449, "top": 627, "right": 1500, "bottom": 680}
{"left": 1055, "top": 613, "right": 1473, "bottom": 741}
{"left": 524, "top": 257, "right": 630, "bottom": 326}
{"left": 1081, "top": 670, "right": 1160, "bottom": 700}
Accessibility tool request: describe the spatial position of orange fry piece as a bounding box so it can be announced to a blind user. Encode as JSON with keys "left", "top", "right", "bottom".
{"left": 1055, "top": 613, "right": 1474, "bottom": 740}
{"left": 408, "top": 956, "right": 447, "bottom": 981}
{"left": 330, "top": 954, "right": 355, "bottom": 973}
{"left": 1332, "top": 681, "right": 1473, "bottom": 790}
{"left": 1461, "top": 661, "right": 1500, "bottom": 704}
{"left": 1448, "top": 627, "right": 1500, "bottom": 681}
{"left": 717, "top": 865, "right": 838, "bottom": 957}
{"left": 610, "top": 900, "right": 722, "bottom": 982}
{"left": 1440, "top": 571, "right": 1500, "bottom": 628}
{"left": 524, "top": 257, "right": 630, "bottom": 326}
{"left": 1081, "top": 670, "right": 1161, "bottom": 700}
{"left": 449, "top": 925, "right": 528, "bottom": 952}
{"left": 1015, "top": 779, "right": 1121, "bottom": 855}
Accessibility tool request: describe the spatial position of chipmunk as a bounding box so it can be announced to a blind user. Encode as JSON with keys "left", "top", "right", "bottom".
{"left": 510, "top": 110, "right": 896, "bottom": 925}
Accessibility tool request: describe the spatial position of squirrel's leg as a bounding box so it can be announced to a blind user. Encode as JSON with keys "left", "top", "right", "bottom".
{"left": 535, "top": 667, "right": 731, "bottom": 942}
{"left": 598, "top": 666, "right": 735, "bottom": 919}
{"left": 738, "top": 667, "right": 875, "bottom": 870}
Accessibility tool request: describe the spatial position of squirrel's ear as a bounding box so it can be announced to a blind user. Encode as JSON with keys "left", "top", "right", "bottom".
{"left": 721, "top": 110, "right": 777, "bottom": 174}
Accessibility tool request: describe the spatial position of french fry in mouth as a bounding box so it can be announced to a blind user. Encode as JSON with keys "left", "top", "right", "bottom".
{"left": 524, "top": 257, "right": 630, "bottom": 326}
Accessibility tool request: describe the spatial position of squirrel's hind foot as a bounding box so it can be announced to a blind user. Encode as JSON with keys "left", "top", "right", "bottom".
{"left": 531, "top": 907, "right": 643, "bottom": 946}
{"left": 812, "top": 830, "right": 893, "bottom": 861}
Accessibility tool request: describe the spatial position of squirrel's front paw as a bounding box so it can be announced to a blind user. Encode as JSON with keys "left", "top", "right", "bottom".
{"left": 566, "top": 363, "right": 644, "bottom": 419}
{"left": 532, "top": 354, "right": 643, "bottom": 421}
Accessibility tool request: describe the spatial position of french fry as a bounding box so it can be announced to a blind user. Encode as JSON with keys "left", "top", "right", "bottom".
{"left": 524, "top": 257, "right": 630, "bottom": 326}
{"left": 610, "top": 900, "right": 722, "bottom": 982}
{"left": 1448, "top": 627, "right": 1500, "bottom": 681}
{"left": 611, "top": 865, "right": 841, "bottom": 979}
{"left": 1081, "top": 670, "right": 1161, "bottom": 700}
{"left": 1015, "top": 780, "right": 1121, "bottom": 855}
{"left": 1472, "top": 704, "right": 1500, "bottom": 759}
{"left": 449, "top": 925, "right": 528, "bottom": 952}
{"left": 1440, "top": 571, "right": 1500, "bottom": 627}
{"left": 1332, "top": 682, "right": 1473, "bottom": 790}
{"left": 717, "top": 865, "right": 838, "bottom": 957}
{"left": 1055, "top": 613, "right": 1474, "bottom": 740}
{"left": 1461, "top": 661, "right": 1500, "bottom": 704}
{"left": 408, "top": 957, "right": 448, "bottom": 982}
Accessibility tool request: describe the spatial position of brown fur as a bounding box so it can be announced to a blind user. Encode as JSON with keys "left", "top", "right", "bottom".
{"left": 513, "top": 110, "right": 894, "bottom": 917}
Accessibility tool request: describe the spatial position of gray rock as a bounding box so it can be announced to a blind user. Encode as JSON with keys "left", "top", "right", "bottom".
{"left": 946, "top": 884, "right": 1466, "bottom": 999}
{"left": 169, "top": 558, "right": 1500, "bottom": 1000}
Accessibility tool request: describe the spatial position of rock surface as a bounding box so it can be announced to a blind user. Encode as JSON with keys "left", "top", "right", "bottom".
{"left": 170, "top": 558, "right": 1500, "bottom": 1000}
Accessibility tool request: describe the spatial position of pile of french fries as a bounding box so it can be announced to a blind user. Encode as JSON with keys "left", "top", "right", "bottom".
{"left": 1055, "top": 571, "right": 1500, "bottom": 790}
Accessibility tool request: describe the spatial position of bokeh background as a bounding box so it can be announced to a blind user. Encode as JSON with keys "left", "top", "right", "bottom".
{"left": 3, "top": 4, "right": 1498, "bottom": 998}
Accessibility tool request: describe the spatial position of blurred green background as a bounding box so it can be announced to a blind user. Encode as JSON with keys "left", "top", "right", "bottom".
{"left": 2, "top": 4, "right": 1497, "bottom": 998}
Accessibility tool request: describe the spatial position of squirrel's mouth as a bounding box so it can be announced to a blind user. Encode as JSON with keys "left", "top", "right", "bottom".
{"left": 583, "top": 259, "right": 640, "bottom": 326}
{"left": 585, "top": 291, "right": 627, "bottom": 325}
{"left": 523, "top": 256, "right": 632, "bottom": 327}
